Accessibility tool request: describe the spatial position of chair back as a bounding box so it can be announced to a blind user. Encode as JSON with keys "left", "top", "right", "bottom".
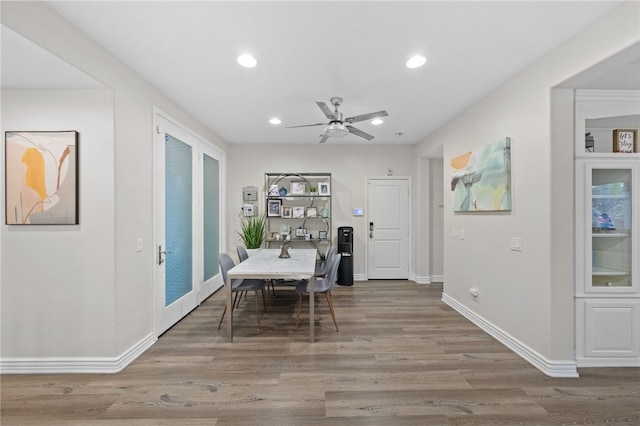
{"left": 237, "top": 246, "right": 249, "bottom": 262}
{"left": 317, "top": 245, "right": 335, "bottom": 276}
{"left": 219, "top": 253, "right": 241, "bottom": 288}
{"left": 316, "top": 253, "right": 341, "bottom": 293}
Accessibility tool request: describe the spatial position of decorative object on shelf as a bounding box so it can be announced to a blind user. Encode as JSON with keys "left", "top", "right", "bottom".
{"left": 305, "top": 232, "right": 312, "bottom": 240}
{"left": 270, "top": 231, "right": 280, "bottom": 240}
{"left": 238, "top": 214, "right": 265, "bottom": 249}
{"left": 319, "top": 182, "right": 331, "bottom": 196}
{"left": 321, "top": 207, "right": 329, "bottom": 218}
{"left": 293, "top": 206, "right": 305, "bottom": 218}
{"left": 267, "top": 199, "right": 282, "bottom": 217}
{"left": 281, "top": 205, "right": 292, "bottom": 218}
{"left": 307, "top": 207, "right": 317, "bottom": 217}
{"left": 585, "top": 132, "right": 594, "bottom": 152}
{"left": 309, "top": 186, "right": 318, "bottom": 195}
{"left": 291, "top": 181, "right": 305, "bottom": 195}
{"left": 278, "top": 186, "right": 288, "bottom": 196}
{"left": 5, "top": 130, "right": 79, "bottom": 225}
{"left": 450, "top": 137, "right": 511, "bottom": 212}
{"left": 278, "top": 224, "right": 291, "bottom": 258}
{"left": 268, "top": 184, "right": 279, "bottom": 196}
{"left": 319, "top": 230, "right": 328, "bottom": 239}
{"left": 296, "top": 227, "right": 307, "bottom": 237}
{"left": 613, "top": 129, "right": 637, "bottom": 153}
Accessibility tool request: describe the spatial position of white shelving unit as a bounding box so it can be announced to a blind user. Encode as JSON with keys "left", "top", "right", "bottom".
{"left": 264, "top": 173, "right": 332, "bottom": 259}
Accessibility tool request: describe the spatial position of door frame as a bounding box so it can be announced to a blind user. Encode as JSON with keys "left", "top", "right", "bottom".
{"left": 365, "top": 176, "right": 413, "bottom": 280}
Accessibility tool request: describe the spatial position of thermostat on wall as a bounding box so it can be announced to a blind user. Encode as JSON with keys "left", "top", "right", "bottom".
{"left": 353, "top": 208, "right": 364, "bottom": 216}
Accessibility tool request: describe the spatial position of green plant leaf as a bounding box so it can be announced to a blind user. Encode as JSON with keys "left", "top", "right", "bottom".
{"left": 238, "top": 215, "right": 265, "bottom": 249}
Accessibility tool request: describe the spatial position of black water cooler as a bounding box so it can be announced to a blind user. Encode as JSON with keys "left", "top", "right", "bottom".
{"left": 337, "top": 226, "right": 353, "bottom": 286}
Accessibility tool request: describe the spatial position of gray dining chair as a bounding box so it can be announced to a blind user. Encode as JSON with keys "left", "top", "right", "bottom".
{"left": 218, "top": 252, "right": 267, "bottom": 330}
{"left": 314, "top": 244, "right": 335, "bottom": 277}
{"left": 295, "top": 253, "right": 341, "bottom": 332}
{"left": 237, "top": 246, "right": 277, "bottom": 297}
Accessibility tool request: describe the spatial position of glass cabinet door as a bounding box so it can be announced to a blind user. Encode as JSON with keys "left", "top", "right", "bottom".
{"left": 590, "top": 167, "right": 635, "bottom": 290}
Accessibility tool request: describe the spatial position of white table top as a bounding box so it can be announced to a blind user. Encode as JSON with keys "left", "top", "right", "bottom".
{"left": 227, "top": 248, "right": 316, "bottom": 280}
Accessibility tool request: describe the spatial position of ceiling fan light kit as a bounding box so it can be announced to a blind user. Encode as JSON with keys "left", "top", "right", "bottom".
{"left": 285, "top": 96, "right": 389, "bottom": 143}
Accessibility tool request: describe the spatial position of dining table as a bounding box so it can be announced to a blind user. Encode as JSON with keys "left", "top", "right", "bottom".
{"left": 226, "top": 248, "right": 317, "bottom": 342}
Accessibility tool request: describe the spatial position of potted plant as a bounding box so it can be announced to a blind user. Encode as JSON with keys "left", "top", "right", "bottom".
{"left": 238, "top": 214, "right": 266, "bottom": 249}
{"left": 309, "top": 186, "right": 318, "bottom": 195}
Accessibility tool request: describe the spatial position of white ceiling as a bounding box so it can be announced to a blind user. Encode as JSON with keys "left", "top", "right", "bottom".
{"left": 3, "top": 1, "right": 637, "bottom": 145}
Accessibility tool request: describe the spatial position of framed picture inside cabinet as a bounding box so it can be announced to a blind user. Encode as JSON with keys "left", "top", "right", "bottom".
{"left": 291, "top": 181, "right": 305, "bottom": 195}
{"left": 306, "top": 207, "right": 317, "bottom": 217}
{"left": 292, "top": 206, "right": 305, "bottom": 218}
{"left": 267, "top": 199, "right": 282, "bottom": 217}
{"left": 295, "top": 227, "right": 307, "bottom": 237}
{"left": 281, "top": 205, "right": 292, "bottom": 218}
{"left": 319, "top": 182, "right": 330, "bottom": 196}
{"left": 319, "top": 230, "right": 328, "bottom": 240}
{"left": 613, "top": 129, "right": 637, "bottom": 153}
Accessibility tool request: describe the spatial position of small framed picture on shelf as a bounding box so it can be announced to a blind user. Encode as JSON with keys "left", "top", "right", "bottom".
{"left": 306, "top": 207, "right": 317, "bottom": 217}
{"left": 613, "top": 129, "right": 637, "bottom": 153}
{"left": 292, "top": 206, "right": 305, "bottom": 218}
{"left": 281, "top": 206, "right": 292, "bottom": 218}
{"left": 295, "top": 227, "right": 307, "bottom": 237}
{"left": 319, "top": 182, "right": 330, "bottom": 196}
{"left": 268, "top": 184, "right": 279, "bottom": 196}
{"left": 267, "top": 199, "right": 282, "bottom": 217}
{"left": 319, "top": 230, "right": 328, "bottom": 240}
{"left": 270, "top": 231, "right": 280, "bottom": 240}
{"left": 291, "top": 181, "right": 305, "bottom": 195}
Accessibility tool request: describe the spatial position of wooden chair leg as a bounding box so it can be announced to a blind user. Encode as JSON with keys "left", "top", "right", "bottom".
{"left": 325, "top": 291, "right": 339, "bottom": 332}
{"left": 218, "top": 292, "right": 240, "bottom": 330}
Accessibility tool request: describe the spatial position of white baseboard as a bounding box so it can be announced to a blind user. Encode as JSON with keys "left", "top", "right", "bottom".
{"left": 442, "top": 292, "right": 579, "bottom": 378}
{"left": 0, "top": 332, "right": 156, "bottom": 374}
{"left": 354, "top": 273, "right": 366, "bottom": 282}
{"left": 578, "top": 357, "right": 640, "bottom": 368}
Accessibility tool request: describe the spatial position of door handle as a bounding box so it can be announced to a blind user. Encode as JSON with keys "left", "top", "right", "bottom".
{"left": 158, "top": 245, "right": 171, "bottom": 265}
{"left": 369, "top": 222, "right": 374, "bottom": 239}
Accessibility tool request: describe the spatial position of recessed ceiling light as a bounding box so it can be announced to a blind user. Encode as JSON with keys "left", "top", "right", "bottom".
{"left": 371, "top": 118, "right": 384, "bottom": 125}
{"left": 269, "top": 118, "right": 281, "bottom": 125}
{"left": 237, "top": 54, "right": 257, "bottom": 68}
{"left": 406, "top": 55, "right": 426, "bottom": 69}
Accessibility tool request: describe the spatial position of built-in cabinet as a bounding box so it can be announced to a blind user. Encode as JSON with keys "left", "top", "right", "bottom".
{"left": 575, "top": 90, "right": 640, "bottom": 367}
{"left": 264, "top": 173, "right": 332, "bottom": 258}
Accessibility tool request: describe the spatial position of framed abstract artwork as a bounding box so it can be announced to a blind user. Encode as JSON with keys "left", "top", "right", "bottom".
{"left": 5, "top": 131, "right": 79, "bottom": 224}
{"left": 450, "top": 137, "right": 511, "bottom": 212}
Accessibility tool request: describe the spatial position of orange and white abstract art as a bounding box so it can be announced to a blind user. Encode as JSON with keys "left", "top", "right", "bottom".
{"left": 450, "top": 137, "right": 511, "bottom": 212}
{"left": 5, "top": 131, "right": 78, "bottom": 224}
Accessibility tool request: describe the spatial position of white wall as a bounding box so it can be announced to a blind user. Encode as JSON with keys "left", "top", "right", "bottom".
{"left": 1, "top": 89, "right": 115, "bottom": 357}
{"left": 1, "top": 2, "right": 228, "bottom": 368}
{"left": 227, "top": 144, "right": 416, "bottom": 278}
{"left": 415, "top": 1, "right": 639, "bottom": 374}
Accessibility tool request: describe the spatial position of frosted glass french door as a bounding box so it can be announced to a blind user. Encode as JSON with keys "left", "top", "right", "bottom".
{"left": 155, "top": 115, "right": 198, "bottom": 334}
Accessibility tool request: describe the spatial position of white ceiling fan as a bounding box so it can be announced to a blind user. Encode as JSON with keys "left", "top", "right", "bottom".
{"left": 286, "top": 97, "right": 389, "bottom": 143}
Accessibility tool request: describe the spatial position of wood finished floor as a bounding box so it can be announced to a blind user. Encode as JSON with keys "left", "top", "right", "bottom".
{"left": 2, "top": 281, "right": 639, "bottom": 425}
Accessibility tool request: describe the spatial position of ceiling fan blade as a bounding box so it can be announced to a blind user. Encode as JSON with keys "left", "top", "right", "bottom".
{"left": 345, "top": 110, "right": 389, "bottom": 124}
{"left": 316, "top": 102, "right": 336, "bottom": 120}
{"left": 347, "top": 125, "right": 375, "bottom": 141}
{"left": 318, "top": 135, "right": 329, "bottom": 143}
{"left": 285, "top": 123, "right": 326, "bottom": 129}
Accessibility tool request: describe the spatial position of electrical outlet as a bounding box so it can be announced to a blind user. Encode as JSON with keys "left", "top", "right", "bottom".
{"left": 510, "top": 237, "right": 522, "bottom": 251}
{"left": 459, "top": 229, "right": 465, "bottom": 240}
{"left": 136, "top": 238, "right": 143, "bottom": 252}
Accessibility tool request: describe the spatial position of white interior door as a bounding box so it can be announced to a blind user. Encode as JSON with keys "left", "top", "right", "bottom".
{"left": 154, "top": 114, "right": 199, "bottom": 335}
{"left": 367, "top": 177, "right": 411, "bottom": 279}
